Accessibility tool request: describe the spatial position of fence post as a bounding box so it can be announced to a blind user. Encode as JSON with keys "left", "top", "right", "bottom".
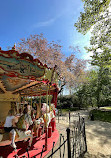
{"left": 69, "top": 110, "right": 70, "bottom": 126}
{"left": 40, "top": 145, "right": 45, "bottom": 158}
{"left": 78, "top": 113, "right": 81, "bottom": 131}
{"left": 83, "top": 118, "right": 87, "bottom": 152}
{"left": 51, "top": 142, "right": 55, "bottom": 158}
{"left": 78, "top": 113, "right": 80, "bottom": 123}
{"left": 26, "top": 148, "right": 30, "bottom": 158}
{"left": 60, "top": 134, "right": 62, "bottom": 158}
{"left": 66, "top": 128, "right": 71, "bottom": 158}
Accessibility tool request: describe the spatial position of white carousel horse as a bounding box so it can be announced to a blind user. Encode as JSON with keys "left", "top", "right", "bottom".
{"left": 0, "top": 116, "right": 33, "bottom": 147}
{"left": 0, "top": 129, "right": 33, "bottom": 147}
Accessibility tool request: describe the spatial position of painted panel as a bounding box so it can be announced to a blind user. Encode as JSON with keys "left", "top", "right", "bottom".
{"left": 0, "top": 55, "right": 45, "bottom": 79}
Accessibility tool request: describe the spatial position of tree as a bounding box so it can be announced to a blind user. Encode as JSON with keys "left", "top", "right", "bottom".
{"left": 64, "top": 53, "right": 87, "bottom": 94}
{"left": 74, "top": 0, "right": 110, "bottom": 34}
{"left": 75, "top": 68, "right": 111, "bottom": 108}
{"left": 74, "top": 0, "right": 111, "bottom": 65}
{"left": 17, "top": 34, "right": 87, "bottom": 93}
{"left": 74, "top": 0, "right": 111, "bottom": 108}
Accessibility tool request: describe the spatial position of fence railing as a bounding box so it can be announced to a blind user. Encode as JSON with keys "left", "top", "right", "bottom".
{"left": 47, "top": 112, "right": 87, "bottom": 158}
{"left": 56, "top": 110, "right": 82, "bottom": 126}
{"left": 70, "top": 117, "right": 87, "bottom": 158}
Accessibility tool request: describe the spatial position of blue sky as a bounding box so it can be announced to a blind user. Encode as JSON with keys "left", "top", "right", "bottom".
{"left": 0, "top": 0, "right": 91, "bottom": 59}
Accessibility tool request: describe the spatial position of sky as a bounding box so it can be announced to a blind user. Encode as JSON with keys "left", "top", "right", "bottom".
{"left": 0, "top": 0, "right": 91, "bottom": 60}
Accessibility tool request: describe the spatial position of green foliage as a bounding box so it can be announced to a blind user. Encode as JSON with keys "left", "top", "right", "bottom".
{"left": 74, "top": 68, "right": 111, "bottom": 108}
{"left": 75, "top": 0, "right": 111, "bottom": 66}
{"left": 74, "top": 0, "right": 110, "bottom": 34}
{"left": 57, "top": 95, "right": 81, "bottom": 109}
{"left": 74, "top": 0, "right": 111, "bottom": 108}
{"left": 85, "top": 16, "right": 111, "bottom": 66}
{"left": 58, "top": 67, "right": 110, "bottom": 108}
{"left": 89, "top": 109, "right": 111, "bottom": 122}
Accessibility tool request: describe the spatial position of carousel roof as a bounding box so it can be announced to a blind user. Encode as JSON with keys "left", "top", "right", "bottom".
{"left": 0, "top": 47, "right": 58, "bottom": 96}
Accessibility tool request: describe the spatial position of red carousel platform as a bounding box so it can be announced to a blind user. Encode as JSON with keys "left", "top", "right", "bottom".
{"left": 0, "top": 128, "right": 59, "bottom": 158}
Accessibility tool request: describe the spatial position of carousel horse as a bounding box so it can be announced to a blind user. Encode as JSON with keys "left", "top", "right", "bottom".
{"left": 0, "top": 128, "right": 33, "bottom": 147}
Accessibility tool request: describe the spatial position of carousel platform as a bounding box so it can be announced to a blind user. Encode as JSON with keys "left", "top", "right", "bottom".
{"left": 0, "top": 129, "right": 59, "bottom": 158}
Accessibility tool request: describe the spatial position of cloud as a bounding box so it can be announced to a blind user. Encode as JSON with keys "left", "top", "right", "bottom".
{"left": 33, "top": 18, "right": 56, "bottom": 28}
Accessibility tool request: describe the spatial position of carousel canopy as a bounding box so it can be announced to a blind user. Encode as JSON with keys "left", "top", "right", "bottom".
{"left": 0, "top": 47, "right": 59, "bottom": 96}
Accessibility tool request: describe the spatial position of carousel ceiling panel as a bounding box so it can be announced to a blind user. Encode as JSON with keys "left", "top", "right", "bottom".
{"left": 12, "top": 81, "right": 45, "bottom": 94}
{"left": 1, "top": 76, "right": 30, "bottom": 91}
{"left": 0, "top": 50, "right": 45, "bottom": 80}
{"left": 13, "top": 80, "right": 56, "bottom": 96}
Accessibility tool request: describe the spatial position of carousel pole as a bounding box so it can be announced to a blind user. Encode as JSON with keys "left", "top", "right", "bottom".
{"left": 16, "top": 95, "right": 20, "bottom": 114}
{"left": 39, "top": 90, "right": 41, "bottom": 117}
{"left": 31, "top": 95, "right": 32, "bottom": 108}
{"left": 49, "top": 85, "right": 51, "bottom": 112}
{"left": 36, "top": 96, "right": 38, "bottom": 119}
{"left": 16, "top": 101, "right": 18, "bottom": 114}
{"left": 19, "top": 95, "right": 22, "bottom": 115}
{"left": 45, "top": 85, "right": 49, "bottom": 151}
{"left": 26, "top": 96, "right": 28, "bottom": 103}
{"left": 23, "top": 96, "right": 25, "bottom": 111}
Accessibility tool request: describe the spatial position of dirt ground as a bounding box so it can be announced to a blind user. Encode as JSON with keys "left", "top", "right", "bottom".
{"left": 51, "top": 110, "right": 111, "bottom": 158}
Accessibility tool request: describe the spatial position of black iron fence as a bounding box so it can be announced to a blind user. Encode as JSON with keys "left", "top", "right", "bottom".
{"left": 70, "top": 117, "right": 87, "bottom": 158}
{"left": 47, "top": 114, "right": 87, "bottom": 158}
{"left": 56, "top": 110, "right": 83, "bottom": 126}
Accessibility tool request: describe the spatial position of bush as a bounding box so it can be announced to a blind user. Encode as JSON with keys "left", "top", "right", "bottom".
{"left": 89, "top": 109, "right": 111, "bottom": 122}
{"left": 57, "top": 95, "right": 82, "bottom": 109}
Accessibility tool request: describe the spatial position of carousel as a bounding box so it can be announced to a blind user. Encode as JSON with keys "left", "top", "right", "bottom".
{"left": 0, "top": 46, "right": 59, "bottom": 158}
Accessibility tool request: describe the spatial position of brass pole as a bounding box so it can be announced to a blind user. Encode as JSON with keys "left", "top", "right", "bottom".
{"left": 23, "top": 96, "right": 25, "bottom": 111}
{"left": 31, "top": 96, "right": 32, "bottom": 108}
{"left": 19, "top": 95, "right": 21, "bottom": 115}
{"left": 16, "top": 94, "right": 20, "bottom": 114}
{"left": 49, "top": 86, "right": 51, "bottom": 112}
{"left": 39, "top": 90, "right": 41, "bottom": 117}
{"left": 45, "top": 85, "right": 49, "bottom": 151}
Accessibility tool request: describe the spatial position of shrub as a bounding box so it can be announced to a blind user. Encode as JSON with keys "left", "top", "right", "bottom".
{"left": 89, "top": 109, "right": 111, "bottom": 122}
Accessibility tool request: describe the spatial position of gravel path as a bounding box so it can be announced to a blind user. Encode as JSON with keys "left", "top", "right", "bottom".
{"left": 50, "top": 110, "right": 111, "bottom": 158}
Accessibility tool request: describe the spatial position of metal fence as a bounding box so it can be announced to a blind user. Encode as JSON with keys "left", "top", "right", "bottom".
{"left": 56, "top": 110, "right": 81, "bottom": 126}
{"left": 47, "top": 112, "right": 87, "bottom": 158}
{"left": 70, "top": 117, "right": 87, "bottom": 158}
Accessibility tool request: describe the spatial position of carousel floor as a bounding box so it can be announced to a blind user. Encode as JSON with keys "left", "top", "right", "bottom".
{"left": 0, "top": 129, "right": 59, "bottom": 158}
